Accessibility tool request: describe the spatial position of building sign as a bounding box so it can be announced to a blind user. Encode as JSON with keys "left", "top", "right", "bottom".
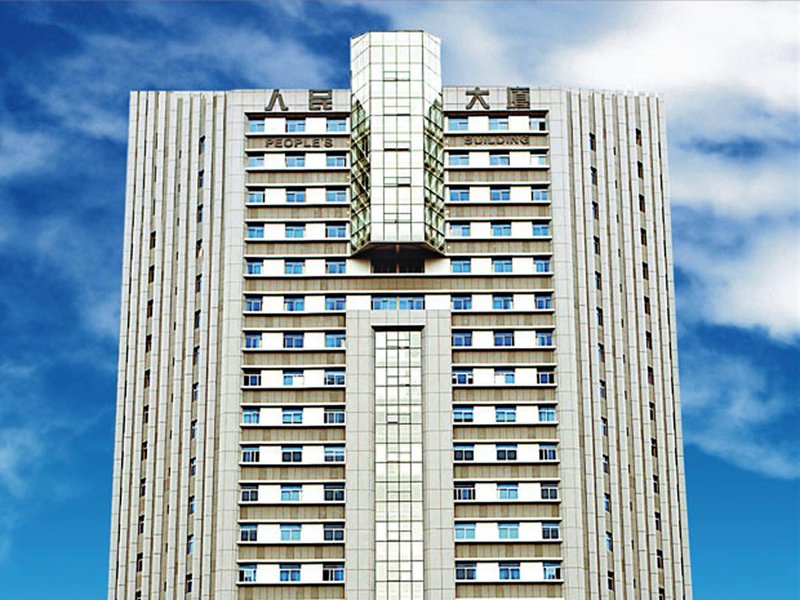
{"left": 445, "top": 134, "right": 539, "bottom": 147}
{"left": 465, "top": 87, "right": 490, "bottom": 109}
{"left": 507, "top": 87, "right": 530, "bottom": 109}
{"left": 309, "top": 89, "right": 333, "bottom": 110}
{"left": 262, "top": 137, "right": 338, "bottom": 148}
{"left": 266, "top": 89, "right": 288, "bottom": 111}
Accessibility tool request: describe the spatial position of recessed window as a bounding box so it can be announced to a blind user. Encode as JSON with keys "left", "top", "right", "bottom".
{"left": 453, "top": 406, "right": 474, "bottom": 423}
{"left": 240, "top": 525, "right": 258, "bottom": 542}
{"left": 324, "top": 369, "right": 345, "bottom": 386}
{"left": 496, "top": 444, "right": 517, "bottom": 461}
{"left": 493, "top": 294, "right": 513, "bottom": 310}
{"left": 489, "top": 152, "right": 510, "bottom": 166}
{"left": 285, "top": 154, "right": 305, "bottom": 168}
{"left": 326, "top": 153, "right": 347, "bottom": 167}
{"left": 286, "top": 188, "right": 306, "bottom": 203}
{"left": 538, "top": 368, "right": 555, "bottom": 384}
{"left": 449, "top": 152, "right": 469, "bottom": 166}
{"left": 498, "top": 483, "right": 519, "bottom": 500}
{"left": 326, "top": 118, "right": 346, "bottom": 132}
{"left": 322, "top": 563, "right": 344, "bottom": 582}
{"left": 281, "top": 446, "right": 302, "bottom": 463}
{"left": 283, "top": 295, "right": 304, "bottom": 312}
{"left": 498, "top": 522, "right": 519, "bottom": 540}
{"left": 241, "top": 447, "right": 259, "bottom": 463}
{"left": 455, "top": 562, "right": 477, "bottom": 581}
{"left": 452, "top": 331, "right": 473, "bottom": 347}
{"left": 539, "top": 443, "right": 558, "bottom": 461}
{"left": 496, "top": 406, "right": 517, "bottom": 422}
{"left": 541, "top": 483, "right": 558, "bottom": 500}
{"left": 248, "top": 120, "right": 264, "bottom": 133}
{"left": 448, "top": 117, "right": 468, "bottom": 131}
{"left": 449, "top": 187, "right": 470, "bottom": 201}
{"left": 491, "top": 222, "right": 511, "bottom": 237}
{"left": 455, "top": 483, "right": 476, "bottom": 500}
{"left": 491, "top": 187, "right": 511, "bottom": 201}
{"left": 245, "top": 296, "right": 262, "bottom": 312}
{"left": 326, "top": 223, "right": 346, "bottom": 238}
{"left": 589, "top": 132, "right": 596, "bottom": 150}
{"left": 324, "top": 445, "right": 345, "bottom": 462}
{"left": 534, "top": 258, "right": 551, "bottom": 273}
{"left": 323, "top": 523, "right": 344, "bottom": 541}
{"left": 326, "top": 295, "right": 345, "bottom": 310}
{"left": 248, "top": 155, "right": 264, "bottom": 168}
{"left": 530, "top": 117, "right": 547, "bottom": 131}
{"left": 452, "top": 369, "right": 474, "bottom": 385}
{"left": 326, "top": 259, "right": 346, "bottom": 274}
{"left": 285, "top": 118, "right": 305, "bottom": 133}
{"left": 537, "top": 331, "right": 553, "bottom": 346}
{"left": 489, "top": 116, "right": 509, "bottom": 131}
{"left": 242, "top": 411, "right": 259, "bottom": 431}
{"left": 493, "top": 330, "right": 514, "bottom": 346}
{"left": 538, "top": 405, "right": 556, "bottom": 422}
{"left": 325, "top": 333, "right": 345, "bottom": 348}
{"left": 535, "top": 294, "right": 552, "bottom": 309}
{"left": 283, "top": 333, "right": 304, "bottom": 349}
{"left": 533, "top": 223, "right": 550, "bottom": 237}
{"left": 324, "top": 407, "right": 345, "bottom": 424}
{"left": 452, "top": 294, "right": 472, "bottom": 310}
{"left": 324, "top": 483, "right": 345, "bottom": 502}
{"left": 244, "top": 332, "right": 261, "bottom": 349}
{"left": 590, "top": 166, "right": 598, "bottom": 184}
{"left": 454, "top": 444, "right": 474, "bottom": 461}
{"left": 495, "top": 368, "right": 515, "bottom": 385}
{"left": 493, "top": 258, "right": 512, "bottom": 273}
{"left": 450, "top": 222, "right": 471, "bottom": 237}
{"left": 451, "top": 258, "right": 471, "bottom": 274}
{"left": 455, "top": 522, "right": 476, "bottom": 540}
{"left": 532, "top": 188, "right": 549, "bottom": 203}
{"left": 326, "top": 188, "right": 347, "bottom": 202}
{"left": 243, "top": 372, "right": 261, "bottom": 387}
{"left": 247, "top": 191, "right": 264, "bottom": 204}
{"left": 285, "top": 260, "right": 305, "bottom": 275}
{"left": 282, "top": 370, "right": 304, "bottom": 386}
{"left": 239, "top": 564, "right": 257, "bottom": 583}
{"left": 246, "top": 260, "right": 262, "bottom": 275}
{"left": 280, "top": 485, "right": 301, "bottom": 502}
{"left": 499, "top": 562, "right": 520, "bottom": 580}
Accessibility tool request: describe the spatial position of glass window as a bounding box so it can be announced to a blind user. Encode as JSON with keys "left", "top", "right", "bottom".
{"left": 535, "top": 294, "right": 552, "bottom": 309}
{"left": 281, "top": 485, "right": 301, "bottom": 501}
{"left": 281, "top": 446, "right": 303, "bottom": 462}
{"left": 243, "top": 373, "right": 261, "bottom": 387}
{"left": 279, "top": 564, "right": 301, "bottom": 582}
{"left": 539, "top": 368, "right": 556, "bottom": 384}
{"left": 285, "top": 154, "right": 305, "bottom": 167}
{"left": 449, "top": 187, "right": 470, "bottom": 201}
{"left": 248, "top": 156, "right": 264, "bottom": 168}
{"left": 243, "top": 408, "right": 260, "bottom": 424}
{"left": 493, "top": 258, "right": 512, "bottom": 273}
{"left": 371, "top": 295, "right": 396, "bottom": 310}
{"left": 453, "top": 406, "right": 474, "bottom": 423}
{"left": 495, "top": 406, "right": 517, "bottom": 423}
{"left": 543, "top": 562, "right": 561, "bottom": 580}
{"left": 282, "top": 370, "right": 304, "bottom": 386}
{"left": 455, "top": 562, "right": 477, "bottom": 581}
{"left": 247, "top": 225, "right": 264, "bottom": 239}
{"left": 543, "top": 522, "right": 560, "bottom": 540}
{"left": 449, "top": 152, "right": 469, "bottom": 166}
{"left": 324, "top": 483, "right": 345, "bottom": 502}
{"left": 326, "top": 223, "right": 347, "bottom": 238}
{"left": 491, "top": 222, "right": 511, "bottom": 237}
{"left": 241, "top": 446, "right": 260, "bottom": 463}
{"left": 245, "top": 332, "right": 261, "bottom": 349}
{"left": 539, "top": 443, "right": 558, "bottom": 461}
{"left": 326, "top": 188, "right": 347, "bottom": 202}
{"left": 324, "top": 446, "right": 345, "bottom": 462}
{"left": 247, "top": 191, "right": 265, "bottom": 204}
{"left": 532, "top": 188, "right": 549, "bottom": 202}
{"left": 491, "top": 187, "right": 510, "bottom": 201}
{"left": 537, "top": 331, "right": 553, "bottom": 346}
{"left": 493, "top": 294, "right": 513, "bottom": 310}
{"left": 326, "top": 118, "right": 346, "bottom": 132}
{"left": 248, "top": 120, "right": 265, "bottom": 133}
{"left": 531, "top": 152, "right": 548, "bottom": 166}
{"left": 451, "top": 258, "right": 471, "bottom": 273}
{"left": 240, "top": 525, "right": 257, "bottom": 542}
{"left": 498, "top": 522, "right": 519, "bottom": 540}
{"left": 285, "top": 118, "right": 305, "bottom": 132}
{"left": 530, "top": 117, "right": 547, "bottom": 131}
{"left": 286, "top": 188, "right": 306, "bottom": 203}
{"left": 239, "top": 564, "right": 257, "bottom": 583}
{"left": 325, "top": 333, "right": 345, "bottom": 348}
{"left": 323, "top": 523, "right": 345, "bottom": 541}
{"left": 325, "top": 369, "right": 346, "bottom": 385}
{"left": 452, "top": 369, "right": 473, "bottom": 385}
{"left": 489, "top": 152, "right": 510, "bottom": 166}
{"left": 454, "top": 444, "right": 474, "bottom": 461}
{"left": 285, "top": 260, "right": 305, "bottom": 274}
{"left": 448, "top": 117, "right": 468, "bottom": 131}
{"left": 533, "top": 223, "right": 550, "bottom": 237}
{"left": 450, "top": 222, "right": 471, "bottom": 237}
{"left": 489, "top": 117, "right": 509, "bottom": 131}
{"left": 326, "top": 296, "right": 346, "bottom": 310}
{"left": 241, "top": 485, "right": 258, "bottom": 502}
{"left": 324, "top": 407, "right": 345, "bottom": 424}
{"left": 452, "top": 331, "right": 473, "bottom": 347}
{"left": 496, "top": 444, "right": 517, "bottom": 461}
{"left": 282, "top": 408, "right": 303, "bottom": 424}
{"left": 494, "top": 331, "right": 514, "bottom": 346}
{"left": 398, "top": 295, "right": 424, "bottom": 310}
{"left": 455, "top": 522, "right": 476, "bottom": 540}
{"left": 534, "top": 258, "right": 551, "bottom": 273}
{"left": 541, "top": 483, "right": 559, "bottom": 500}
{"left": 452, "top": 295, "right": 472, "bottom": 310}
{"left": 499, "top": 562, "right": 520, "bottom": 580}
{"left": 498, "top": 483, "right": 519, "bottom": 500}
{"left": 538, "top": 405, "right": 556, "bottom": 422}
{"left": 284, "top": 296, "right": 305, "bottom": 311}
{"left": 322, "top": 563, "right": 344, "bottom": 582}
{"left": 245, "top": 296, "right": 262, "bottom": 312}
{"left": 326, "top": 260, "right": 346, "bottom": 274}
{"left": 495, "top": 368, "right": 515, "bottom": 384}
{"left": 285, "top": 224, "right": 305, "bottom": 238}
{"left": 326, "top": 153, "right": 347, "bottom": 167}
{"left": 454, "top": 483, "right": 475, "bottom": 500}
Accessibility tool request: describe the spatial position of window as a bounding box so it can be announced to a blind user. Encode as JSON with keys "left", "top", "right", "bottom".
{"left": 543, "top": 563, "right": 561, "bottom": 580}
{"left": 452, "top": 331, "right": 473, "bottom": 347}
{"left": 543, "top": 522, "right": 560, "bottom": 540}
{"left": 606, "top": 531, "right": 613, "bottom": 550}
{"left": 286, "top": 188, "right": 306, "bottom": 204}
{"left": 243, "top": 408, "right": 260, "bottom": 424}
{"left": 141, "top": 441, "right": 148, "bottom": 460}
{"left": 327, "top": 118, "right": 346, "bottom": 132}
{"left": 452, "top": 295, "right": 472, "bottom": 310}
{"left": 283, "top": 333, "right": 304, "bottom": 349}
{"left": 281, "top": 446, "right": 302, "bottom": 463}
{"left": 240, "top": 524, "right": 257, "bottom": 542}
{"left": 326, "top": 296, "right": 345, "bottom": 310}
{"left": 599, "top": 379, "right": 607, "bottom": 398}
{"left": 655, "top": 512, "right": 662, "bottom": 530}
{"left": 650, "top": 402, "right": 656, "bottom": 420}
{"left": 644, "top": 296, "right": 651, "bottom": 314}
{"left": 279, "top": 485, "right": 301, "bottom": 502}
{"left": 243, "top": 372, "right": 261, "bottom": 387}
{"left": 640, "top": 194, "right": 647, "bottom": 212}
{"left": 147, "top": 266, "right": 155, "bottom": 283}
{"left": 493, "top": 258, "right": 512, "bottom": 273}
{"left": 285, "top": 224, "right": 305, "bottom": 238}
{"left": 324, "top": 483, "right": 345, "bottom": 502}
{"left": 285, "top": 260, "right": 305, "bottom": 274}
{"left": 532, "top": 188, "right": 549, "bottom": 202}
{"left": 283, "top": 370, "right": 303, "bottom": 386}
{"left": 495, "top": 368, "right": 515, "bottom": 384}
{"left": 137, "top": 515, "right": 145, "bottom": 534}
{"left": 537, "top": 331, "right": 553, "bottom": 346}
{"left": 499, "top": 562, "right": 520, "bottom": 580}
{"left": 592, "top": 201, "right": 599, "bottom": 219}
{"left": 534, "top": 258, "right": 551, "bottom": 273}
{"left": 452, "top": 369, "right": 473, "bottom": 385}
{"left": 324, "top": 407, "right": 345, "bottom": 424}
{"left": 535, "top": 294, "right": 552, "bottom": 309}
{"left": 648, "top": 366, "right": 655, "bottom": 384}
{"left": 324, "top": 446, "right": 345, "bottom": 462}
{"left": 239, "top": 564, "right": 257, "bottom": 583}
{"left": 602, "top": 454, "right": 609, "bottom": 473}
{"left": 451, "top": 258, "right": 471, "bottom": 273}
{"left": 285, "top": 154, "right": 305, "bottom": 168}
{"left": 135, "top": 552, "right": 144, "bottom": 572}
{"left": 282, "top": 408, "right": 303, "bottom": 424}
{"left": 530, "top": 117, "right": 547, "bottom": 131}
{"left": 449, "top": 187, "right": 470, "bottom": 201}
{"left": 538, "top": 405, "right": 556, "bottom": 422}
{"left": 325, "top": 259, "right": 346, "bottom": 274}
{"left": 322, "top": 563, "right": 344, "bottom": 582}
{"left": 450, "top": 222, "right": 471, "bottom": 237}
{"left": 489, "top": 152, "right": 510, "bottom": 166}
{"left": 604, "top": 493, "right": 611, "bottom": 512}
{"left": 448, "top": 117, "right": 468, "bottom": 131}
{"left": 589, "top": 132, "right": 596, "bottom": 150}
{"left": 498, "top": 523, "right": 519, "bottom": 540}
{"left": 539, "top": 443, "right": 557, "bottom": 461}
{"left": 248, "top": 155, "right": 264, "bottom": 168}
{"left": 241, "top": 485, "right": 258, "bottom": 502}
{"left": 454, "top": 444, "right": 475, "bottom": 461}
{"left": 455, "top": 562, "right": 477, "bottom": 581}
{"left": 491, "top": 222, "right": 511, "bottom": 237}
{"left": 284, "top": 296, "right": 305, "bottom": 311}
{"left": 248, "top": 191, "right": 264, "bottom": 204}
{"left": 643, "top": 261, "right": 650, "bottom": 280}
{"left": 601, "top": 417, "right": 608, "bottom": 436}
{"left": 496, "top": 444, "right": 517, "bottom": 461}
{"left": 285, "top": 118, "right": 305, "bottom": 132}
{"left": 325, "top": 369, "right": 345, "bottom": 385}
{"left": 453, "top": 406, "right": 474, "bottom": 423}
{"left": 245, "top": 296, "right": 262, "bottom": 312}
{"left": 637, "top": 161, "right": 644, "bottom": 178}
{"left": 245, "top": 260, "right": 262, "bottom": 275}
{"left": 326, "top": 188, "right": 347, "bottom": 202}
{"left": 248, "top": 119, "right": 265, "bottom": 133}
{"left": 398, "top": 295, "right": 424, "bottom": 310}
{"left": 455, "top": 522, "right": 476, "bottom": 540}
{"left": 242, "top": 446, "right": 260, "bottom": 463}
{"left": 326, "top": 153, "right": 347, "bottom": 167}
{"left": 244, "top": 332, "right": 261, "bottom": 349}
{"left": 495, "top": 405, "right": 516, "bottom": 423}
{"left": 449, "top": 152, "right": 469, "bottom": 166}
{"left": 541, "top": 483, "right": 558, "bottom": 500}
{"left": 326, "top": 223, "right": 346, "bottom": 238}
{"left": 533, "top": 223, "right": 550, "bottom": 237}
{"left": 455, "top": 483, "right": 476, "bottom": 501}
{"left": 657, "top": 550, "right": 664, "bottom": 569}
{"left": 189, "top": 457, "right": 197, "bottom": 476}
{"left": 490, "top": 187, "right": 510, "bottom": 201}
{"left": 498, "top": 483, "right": 519, "bottom": 500}
{"left": 598, "top": 343, "right": 606, "bottom": 362}
{"left": 590, "top": 166, "right": 598, "bottom": 185}
{"left": 489, "top": 116, "right": 509, "bottom": 131}
{"left": 607, "top": 571, "right": 615, "bottom": 590}
{"left": 325, "top": 333, "right": 345, "bottom": 348}
{"left": 279, "top": 564, "right": 301, "bottom": 582}
{"left": 531, "top": 152, "right": 547, "bottom": 166}
{"left": 653, "top": 475, "right": 660, "bottom": 494}
{"left": 323, "top": 523, "right": 344, "bottom": 541}
{"left": 494, "top": 331, "right": 514, "bottom": 346}
{"left": 493, "top": 294, "right": 513, "bottom": 310}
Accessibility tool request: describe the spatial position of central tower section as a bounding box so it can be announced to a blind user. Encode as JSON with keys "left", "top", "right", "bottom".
{"left": 350, "top": 31, "right": 445, "bottom": 255}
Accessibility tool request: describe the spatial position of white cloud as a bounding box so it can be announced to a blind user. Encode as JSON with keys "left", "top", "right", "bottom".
{"left": 0, "top": 428, "right": 42, "bottom": 497}
{"left": 0, "top": 125, "right": 58, "bottom": 179}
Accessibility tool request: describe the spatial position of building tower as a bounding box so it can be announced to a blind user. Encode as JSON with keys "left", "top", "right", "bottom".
{"left": 108, "top": 30, "right": 692, "bottom": 600}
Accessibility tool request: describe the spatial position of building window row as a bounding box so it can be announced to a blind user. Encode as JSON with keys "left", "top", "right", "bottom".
{"left": 451, "top": 329, "right": 554, "bottom": 348}
{"left": 446, "top": 150, "right": 548, "bottom": 167}
{"left": 242, "top": 406, "right": 345, "bottom": 426}
{"left": 446, "top": 186, "right": 549, "bottom": 203}
{"left": 452, "top": 367, "right": 555, "bottom": 386}
{"left": 446, "top": 115, "right": 547, "bottom": 132}
{"left": 245, "top": 222, "right": 348, "bottom": 240}
{"left": 453, "top": 404, "right": 556, "bottom": 424}
{"left": 247, "top": 153, "right": 348, "bottom": 169}
{"left": 239, "top": 562, "right": 345, "bottom": 584}
{"left": 247, "top": 187, "right": 347, "bottom": 204}
{"left": 450, "top": 257, "right": 551, "bottom": 274}
{"left": 448, "top": 221, "right": 550, "bottom": 238}
{"left": 247, "top": 117, "right": 348, "bottom": 134}
{"left": 454, "top": 561, "right": 561, "bottom": 582}
{"left": 240, "top": 483, "right": 345, "bottom": 504}
{"left": 454, "top": 442, "right": 558, "bottom": 463}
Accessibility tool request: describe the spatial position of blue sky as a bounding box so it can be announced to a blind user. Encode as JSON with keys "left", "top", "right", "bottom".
{"left": 0, "top": 2, "right": 797, "bottom": 598}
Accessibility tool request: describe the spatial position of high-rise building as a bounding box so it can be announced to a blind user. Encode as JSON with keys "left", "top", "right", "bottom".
{"left": 108, "top": 31, "right": 692, "bottom": 600}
